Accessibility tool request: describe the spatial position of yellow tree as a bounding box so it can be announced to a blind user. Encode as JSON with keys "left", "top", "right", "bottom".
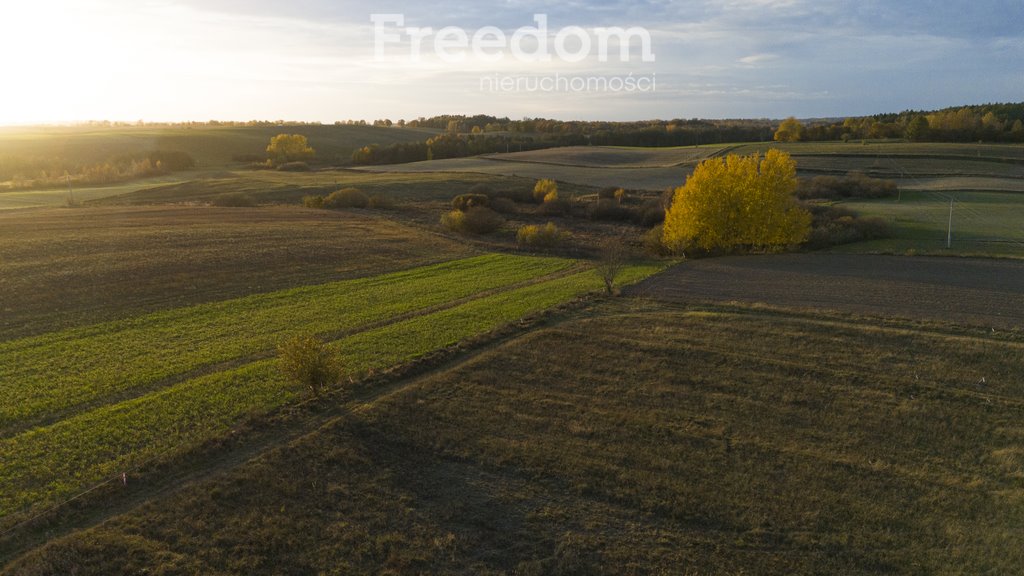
{"left": 267, "top": 134, "right": 316, "bottom": 165}
{"left": 662, "top": 149, "right": 810, "bottom": 253}
{"left": 773, "top": 117, "right": 804, "bottom": 142}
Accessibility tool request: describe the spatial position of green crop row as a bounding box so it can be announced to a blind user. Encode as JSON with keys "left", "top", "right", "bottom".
{"left": 0, "top": 254, "right": 572, "bottom": 430}
{"left": 0, "top": 263, "right": 663, "bottom": 519}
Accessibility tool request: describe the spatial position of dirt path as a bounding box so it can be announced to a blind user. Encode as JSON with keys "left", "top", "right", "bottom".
{"left": 626, "top": 253, "right": 1024, "bottom": 330}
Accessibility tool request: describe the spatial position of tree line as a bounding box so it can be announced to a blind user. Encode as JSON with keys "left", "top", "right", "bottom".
{"left": 0, "top": 151, "right": 195, "bottom": 191}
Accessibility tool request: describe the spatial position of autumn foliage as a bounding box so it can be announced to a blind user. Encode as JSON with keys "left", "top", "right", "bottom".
{"left": 662, "top": 149, "right": 811, "bottom": 253}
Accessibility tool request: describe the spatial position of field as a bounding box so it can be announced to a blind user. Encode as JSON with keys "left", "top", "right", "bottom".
{"left": 358, "top": 140, "right": 1024, "bottom": 193}
{"left": 4, "top": 135, "right": 1024, "bottom": 573}
{"left": 0, "top": 205, "right": 475, "bottom": 339}
{"left": 628, "top": 253, "right": 1024, "bottom": 329}
{"left": 6, "top": 300, "right": 1022, "bottom": 574}
{"left": 0, "top": 250, "right": 662, "bottom": 525}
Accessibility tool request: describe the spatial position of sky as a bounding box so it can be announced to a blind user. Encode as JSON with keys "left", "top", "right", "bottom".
{"left": 1, "top": 0, "right": 1021, "bottom": 124}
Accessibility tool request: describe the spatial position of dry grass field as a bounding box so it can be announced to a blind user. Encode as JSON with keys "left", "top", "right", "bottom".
{"left": 7, "top": 299, "right": 1022, "bottom": 575}
{"left": 627, "top": 253, "right": 1024, "bottom": 329}
{"left": 0, "top": 205, "right": 473, "bottom": 339}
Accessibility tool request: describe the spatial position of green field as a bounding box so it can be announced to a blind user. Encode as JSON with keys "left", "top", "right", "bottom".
{"left": 9, "top": 301, "right": 1022, "bottom": 574}
{"left": 0, "top": 253, "right": 662, "bottom": 523}
{"left": 836, "top": 190, "right": 1024, "bottom": 256}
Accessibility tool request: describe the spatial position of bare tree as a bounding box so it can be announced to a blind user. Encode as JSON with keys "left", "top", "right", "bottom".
{"left": 594, "top": 238, "right": 630, "bottom": 295}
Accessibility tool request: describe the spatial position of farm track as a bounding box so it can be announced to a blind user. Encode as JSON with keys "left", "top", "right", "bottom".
{"left": 0, "top": 262, "right": 590, "bottom": 440}
{"left": 0, "top": 293, "right": 598, "bottom": 568}
{"left": 627, "top": 253, "right": 1024, "bottom": 330}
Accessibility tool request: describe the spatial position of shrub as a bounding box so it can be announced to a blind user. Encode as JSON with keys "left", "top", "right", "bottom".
{"left": 517, "top": 222, "right": 570, "bottom": 249}
{"left": 452, "top": 193, "right": 490, "bottom": 211}
{"left": 441, "top": 206, "right": 504, "bottom": 235}
{"left": 634, "top": 198, "right": 666, "bottom": 226}
{"left": 277, "top": 335, "right": 340, "bottom": 396}
{"left": 490, "top": 197, "right": 517, "bottom": 214}
{"left": 368, "top": 193, "right": 395, "bottom": 210}
{"left": 643, "top": 224, "right": 672, "bottom": 256}
{"left": 323, "top": 188, "right": 369, "bottom": 209}
{"left": 543, "top": 190, "right": 559, "bottom": 203}
{"left": 588, "top": 199, "right": 632, "bottom": 221}
{"left": 302, "top": 195, "right": 325, "bottom": 209}
{"left": 614, "top": 188, "right": 627, "bottom": 204}
{"left": 804, "top": 205, "right": 894, "bottom": 249}
{"left": 538, "top": 198, "right": 572, "bottom": 216}
{"left": 211, "top": 193, "right": 257, "bottom": 207}
{"left": 276, "top": 161, "right": 311, "bottom": 172}
{"left": 534, "top": 178, "right": 558, "bottom": 203}
{"left": 797, "top": 173, "right": 898, "bottom": 200}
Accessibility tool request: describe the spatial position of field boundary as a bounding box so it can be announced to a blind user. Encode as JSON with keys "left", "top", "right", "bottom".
{"left": 0, "top": 293, "right": 604, "bottom": 567}
{"left": 0, "top": 260, "right": 590, "bottom": 440}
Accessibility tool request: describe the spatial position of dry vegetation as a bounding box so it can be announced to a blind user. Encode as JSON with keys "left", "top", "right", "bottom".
{"left": 9, "top": 300, "right": 1023, "bottom": 575}
{"left": 0, "top": 205, "right": 473, "bottom": 339}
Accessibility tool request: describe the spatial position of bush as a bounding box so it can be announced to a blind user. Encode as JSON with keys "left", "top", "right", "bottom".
{"left": 588, "top": 199, "right": 632, "bottom": 221}
{"left": 534, "top": 178, "right": 558, "bottom": 203}
{"left": 276, "top": 161, "right": 311, "bottom": 172}
{"left": 323, "top": 188, "right": 369, "bottom": 209}
{"left": 797, "top": 172, "right": 898, "bottom": 200}
{"left": 597, "top": 187, "right": 619, "bottom": 201}
{"left": 277, "top": 335, "right": 340, "bottom": 396}
{"left": 538, "top": 198, "right": 572, "bottom": 216}
{"left": 368, "top": 193, "right": 395, "bottom": 210}
{"left": 543, "top": 190, "right": 559, "bottom": 203}
{"left": 634, "top": 198, "right": 666, "bottom": 226}
{"left": 441, "top": 206, "right": 504, "bottom": 235}
{"left": 517, "top": 222, "right": 570, "bottom": 249}
{"left": 643, "top": 224, "right": 672, "bottom": 256}
{"left": 490, "top": 197, "right": 517, "bottom": 214}
{"left": 302, "top": 195, "right": 325, "bottom": 209}
{"left": 804, "top": 204, "right": 893, "bottom": 249}
{"left": 452, "top": 193, "right": 490, "bottom": 211}
{"left": 211, "top": 193, "right": 257, "bottom": 207}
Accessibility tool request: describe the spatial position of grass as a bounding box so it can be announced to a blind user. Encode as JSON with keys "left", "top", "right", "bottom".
{"left": 0, "top": 205, "right": 475, "bottom": 339}
{"left": 835, "top": 190, "right": 1024, "bottom": 257}
{"left": 0, "top": 257, "right": 663, "bottom": 521}
{"left": 11, "top": 301, "right": 1022, "bottom": 574}
{"left": 0, "top": 173, "right": 199, "bottom": 210}
{"left": 0, "top": 254, "right": 572, "bottom": 432}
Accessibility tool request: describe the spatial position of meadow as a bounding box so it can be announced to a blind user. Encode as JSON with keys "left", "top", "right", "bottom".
{"left": 8, "top": 300, "right": 1022, "bottom": 574}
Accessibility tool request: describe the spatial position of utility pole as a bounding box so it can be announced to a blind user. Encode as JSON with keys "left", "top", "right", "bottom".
{"left": 946, "top": 198, "right": 954, "bottom": 249}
